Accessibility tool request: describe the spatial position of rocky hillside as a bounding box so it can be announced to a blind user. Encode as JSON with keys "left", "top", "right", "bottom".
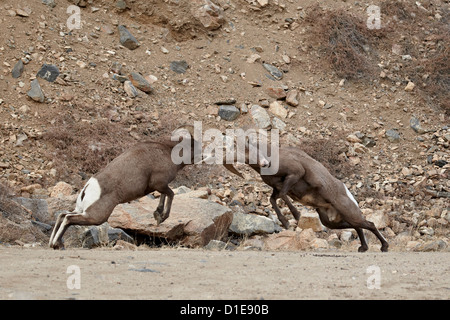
{"left": 0, "top": 0, "right": 448, "bottom": 250}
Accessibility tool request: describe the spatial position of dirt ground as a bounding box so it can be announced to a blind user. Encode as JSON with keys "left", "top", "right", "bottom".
{"left": 0, "top": 247, "right": 449, "bottom": 300}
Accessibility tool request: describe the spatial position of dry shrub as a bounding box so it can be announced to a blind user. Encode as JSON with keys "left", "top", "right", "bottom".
{"left": 43, "top": 117, "right": 135, "bottom": 181}
{"left": 305, "top": 4, "right": 387, "bottom": 80}
{"left": 299, "top": 136, "right": 354, "bottom": 180}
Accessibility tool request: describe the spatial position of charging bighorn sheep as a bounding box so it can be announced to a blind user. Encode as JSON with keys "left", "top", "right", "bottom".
{"left": 49, "top": 126, "right": 271, "bottom": 249}
{"left": 49, "top": 127, "right": 198, "bottom": 249}
{"left": 225, "top": 145, "right": 389, "bottom": 252}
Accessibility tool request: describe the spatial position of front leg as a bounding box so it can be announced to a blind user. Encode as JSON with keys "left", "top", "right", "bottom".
{"left": 279, "top": 174, "right": 300, "bottom": 198}
{"left": 270, "top": 190, "right": 290, "bottom": 229}
{"left": 153, "top": 194, "right": 166, "bottom": 224}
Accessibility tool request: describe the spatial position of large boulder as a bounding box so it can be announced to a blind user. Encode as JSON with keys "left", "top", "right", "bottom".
{"left": 108, "top": 191, "right": 232, "bottom": 247}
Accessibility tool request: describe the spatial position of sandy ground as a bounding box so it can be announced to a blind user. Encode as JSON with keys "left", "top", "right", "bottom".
{"left": 0, "top": 247, "right": 449, "bottom": 300}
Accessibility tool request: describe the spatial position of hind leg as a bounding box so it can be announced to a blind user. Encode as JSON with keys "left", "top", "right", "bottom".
{"left": 153, "top": 186, "right": 174, "bottom": 225}
{"left": 270, "top": 190, "right": 290, "bottom": 229}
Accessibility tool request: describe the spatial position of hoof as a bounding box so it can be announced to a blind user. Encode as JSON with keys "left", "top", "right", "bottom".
{"left": 153, "top": 210, "right": 163, "bottom": 225}
{"left": 381, "top": 244, "right": 389, "bottom": 252}
{"left": 358, "top": 245, "right": 368, "bottom": 252}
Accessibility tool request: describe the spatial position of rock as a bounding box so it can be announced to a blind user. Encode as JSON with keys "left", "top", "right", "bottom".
{"left": 81, "top": 222, "right": 133, "bottom": 248}
{"left": 340, "top": 230, "right": 354, "bottom": 241}
{"left": 247, "top": 54, "right": 261, "bottom": 64}
{"left": 229, "top": 211, "right": 282, "bottom": 236}
{"left": 266, "top": 87, "right": 286, "bottom": 100}
{"left": 257, "top": 0, "right": 269, "bottom": 7}
{"left": 404, "top": 81, "right": 415, "bottom": 92}
{"left": 13, "top": 197, "right": 49, "bottom": 223}
{"left": 250, "top": 105, "right": 271, "bottom": 129}
{"left": 269, "top": 101, "right": 287, "bottom": 119}
{"left": 124, "top": 81, "right": 138, "bottom": 98}
{"left": 271, "top": 117, "right": 286, "bottom": 131}
{"left": 297, "top": 209, "right": 324, "bottom": 232}
{"left": 50, "top": 181, "right": 73, "bottom": 198}
{"left": 363, "top": 209, "right": 389, "bottom": 229}
{"left": 42, "top": 0, "right": 56, "bottom": 8}
{"left": 410, "top": 117, "right": 426, "bottom": 134}
{"left": 36, "top": 64, "right": 59, "bottom": 82}
{"left": 108, "top": 192, "right": 232, "bottom": 247}
{"left": 118, "top": 25, "right": 140, "bottom": 50}
{"left": 414, "top": 240, "right": 447, "bottom": 252}
{"left": 218, "top": 105, "right": 240, "bottom": 121}
{"left": 170, "top": 60, "right": 189, "bottom": 74}
{"left": 129, "top": 72, "right": 152, "bottom": 93}
{"left": 11, "top": 60, "right": 24, "bottom": 78}
{"left": 385, "top": 129, "right": 400, "bottom": 142}
{"left": 27, "top": 79, "right": 45, "bottom": 102}
{"left": 286, "top": 90, "right": 299, "bottom": 106}
{"left": 190, "top": 0, "right": 225, "bottom": 31}
{"left": 16, "top": 8, "right": 30, "bottom": 17}
{"left": 310, "top": 238, "right": 329, "bottom": 249}
{"left": 115, "top": 0, "right": 128, "bottom": 11}
{"left": 263, "top": 63, "right": 283, "bottom": 80}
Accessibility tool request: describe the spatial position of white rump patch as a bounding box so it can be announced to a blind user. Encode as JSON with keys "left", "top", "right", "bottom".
{"left": 344, "top": 184, "right": 359, "bottom": 208}
{"left": 75, "top": 177, "right": 101, "bottom": 213}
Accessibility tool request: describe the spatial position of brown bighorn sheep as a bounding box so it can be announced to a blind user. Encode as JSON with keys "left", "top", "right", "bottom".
{"left": 226, "top": 145, "right": 389, "bottom": 252}
{"left": 49, "top": 126, "right": 271, "bottom": 249}
{"left": 49, "top": 127, "right": 198, "bottom": 249}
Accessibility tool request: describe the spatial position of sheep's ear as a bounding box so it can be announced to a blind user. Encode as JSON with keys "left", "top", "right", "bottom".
{"left": 223, "top": 164, "right": 244, "bottom": 179}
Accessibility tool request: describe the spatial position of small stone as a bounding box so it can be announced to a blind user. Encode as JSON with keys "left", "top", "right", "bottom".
{"left": 190, "top": 0, "right": 225, "bottom": 31}
{"left": 129, "top": 72, "right": 152, "bottom": 93}
{"left": 247, "top": 54, "right": 261, "bottom": 63}
{"left": 286, "top": 90, "right": 299, "bottom": 106}
{"left": 27, "top": 79, "right": 45, "bottom": 103}
{"left": 118, "top": 25, "right": 140, "bottom": 50}
{"left": 250, "top": 105, "right": 271, "bottom": 129}
{"left": 42, "top": 0, "right": 56, "bottom": 8}
{"left": 266, "top": 87, "right": 286, "bottom": 100}
{"left": 263, "top": 63, "right": 283, "bottom": 80}
{"left": 116, "top": 0, "right": 128, "bottom": 11}
{"left": 16, "top": 9, "right": 30, "bottom": 17}
{"left": 347, "top": 134, "right": 361, "bottom": 143}
{"left": 271, "top": 117, "right": 286, "bottom": 131}
{"left": 51, "top": 181, "right": 73, "bottom": 198}
{"left": 269, "top": 101, "right": 287, "bottom": 119}
{"left": 11, "top": 60, "right": 24, "bottom": 78}
{"left": 170, "top": 60, "right": 189, "bottom": 74}
{"left": 36, "top": 64, "right": 59, "bottom": 82}
{"left": 404, "top": 81, "right": 415, "bottom": 92}
{"left": 410, "top": 117, "right": 426, "bottom": 134}
{"left": 218, "top": 105, "right": 240, "bottom": 121}
{"left": 124, "top": 81, "right": 138, "bottom": 98}
{"left": 385, "top": 129, "right": 400, "bottom": 142}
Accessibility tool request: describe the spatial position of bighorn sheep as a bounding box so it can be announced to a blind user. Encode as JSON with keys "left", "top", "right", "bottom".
{"left": 49, "top": 126, "right": 271, "bottom": 249}
{"left": 226, "top": 145, "right": 389, "bottom": 252}
{"left": 49, "top": 127, "right": 197, "bottom": 249}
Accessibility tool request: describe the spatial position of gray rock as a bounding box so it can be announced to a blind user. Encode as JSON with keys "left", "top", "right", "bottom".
{"left": 37, "top": 64, "right": 59, "bottom": 82}
{"left": 263, "top": 63, "right": 283, "bottom": 80}
{"left": 218, "top": 105, "right": 240, "bottom": 121}
{"left": 12, "top": 60, "right": 24, "bottom": 78}
{"left": 410, "top": 117, "right": 426, "bottom": 134}
{"left": 250, "top": 105, "right": 271, "bottom": 129}
{"left": 118, "top": 25, "right": 140, "bottom": 50}
{"left": 229, "top": 211, "right": 281, "bottom": 236}
{"left": 385, "top": 129, "right": 400, "bottom": 142}
{"left": 13, "top": 197, "right": 49, "bottom": 223}
{"left": 27, "top": 79, "right": 45, "bottom": 102}
{"left": 81, "top": 222, "right": 133, "bottom": 248}
{"left": 116, "top": 0, "right": 127, "bottom": 10}
{"left": 170, "top": 60, "right": 189, "bottom": 74}
{"left": 42, "top": 0, "right": 56, "bottom": 8}
{"left": 129, "top": 72, "right": 152, "bottom": 93}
